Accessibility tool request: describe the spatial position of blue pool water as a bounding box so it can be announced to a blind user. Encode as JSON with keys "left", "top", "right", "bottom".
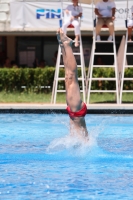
{"left": 0, "top": 114, "right": 133, "bottom": 200}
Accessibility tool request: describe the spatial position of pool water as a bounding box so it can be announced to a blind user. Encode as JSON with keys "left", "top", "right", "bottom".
{"left": 0, "top": 114, "right": 133, "bottom": 200}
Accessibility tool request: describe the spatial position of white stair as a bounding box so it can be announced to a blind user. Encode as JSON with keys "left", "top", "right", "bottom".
{"left": 120, "top": 31, "right": 133, "bottom": 103}
{"left": 87, "top": 32, "right": 119, "bottom": 104}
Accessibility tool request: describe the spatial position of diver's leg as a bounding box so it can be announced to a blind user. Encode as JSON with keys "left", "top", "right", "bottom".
{"left": 57, "top": 29, "right": 82, "bottom": 111}
{"left": 57, "top": 29, "right": 88, "bottom": 138}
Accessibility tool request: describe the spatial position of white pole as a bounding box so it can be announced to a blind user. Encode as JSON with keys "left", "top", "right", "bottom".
{"left": 92, "top": 0, "right": 96, "bottom": 49}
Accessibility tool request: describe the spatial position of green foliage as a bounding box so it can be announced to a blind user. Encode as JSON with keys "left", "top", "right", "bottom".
{"left": 91, "top": 67, "right": 116, "bottom": 90}
{"left": 123, "top": 68, "right": 133, "bottom": 90}
{"left": 0, "top": 67, "right": 132, "bottom": 92}
{"left": 0, "top": 67, "right": 55, "bottom": 92}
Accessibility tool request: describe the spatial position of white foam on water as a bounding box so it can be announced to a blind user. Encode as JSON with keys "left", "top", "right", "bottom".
{"left": 46, "top": 119, "right": 105, "bottom": 157}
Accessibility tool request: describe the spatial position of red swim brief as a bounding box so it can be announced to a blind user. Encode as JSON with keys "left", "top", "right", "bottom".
{"left": 66, "top": 102, "right": 87, "bottom": 118}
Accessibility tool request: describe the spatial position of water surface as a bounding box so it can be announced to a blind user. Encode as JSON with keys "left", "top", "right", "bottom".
{"left": 0, "top": 114, "right": 133, "bottom": 200}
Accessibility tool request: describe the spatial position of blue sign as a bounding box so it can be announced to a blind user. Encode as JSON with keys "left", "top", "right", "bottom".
{"left": 36, "top": 8, "right": 61, "bottom": 19}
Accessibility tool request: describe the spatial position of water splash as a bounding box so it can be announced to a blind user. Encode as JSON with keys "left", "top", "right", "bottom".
{"left": 46, "top": 118, "right": 105, "bottom": 157}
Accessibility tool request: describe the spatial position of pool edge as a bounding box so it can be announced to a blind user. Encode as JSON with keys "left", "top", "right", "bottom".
{"left": 0, "top": 103, "right": 133, "bottom": 114}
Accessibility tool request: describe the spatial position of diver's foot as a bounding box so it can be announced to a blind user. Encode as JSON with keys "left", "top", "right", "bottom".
{"left": 57, "top": 28, "right": 73, "bottom": 47}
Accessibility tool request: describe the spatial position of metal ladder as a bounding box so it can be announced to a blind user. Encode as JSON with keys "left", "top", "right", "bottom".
{"left": 51, "top": 33, "right": 86, "bottom": 104}
{"left": 86, "top": 32, "right": 119, "bottom": 104}
{"left": 120, "top": 31, "right": 133, "bottom": 103}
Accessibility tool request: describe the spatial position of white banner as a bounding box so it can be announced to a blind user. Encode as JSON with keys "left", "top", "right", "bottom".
{"left": 10, "top": 1, "right": 133, "bottom": 30}
{"left": 24, "top": 2, "right": 62, "bottom": 28}
{"left": 10, "top": 2, "right": 25, "bottom": 28}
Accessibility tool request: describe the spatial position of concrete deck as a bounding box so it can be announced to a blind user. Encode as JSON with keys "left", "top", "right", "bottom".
{"left": 0, "top": 103, "right": 133, "bottom": 114}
